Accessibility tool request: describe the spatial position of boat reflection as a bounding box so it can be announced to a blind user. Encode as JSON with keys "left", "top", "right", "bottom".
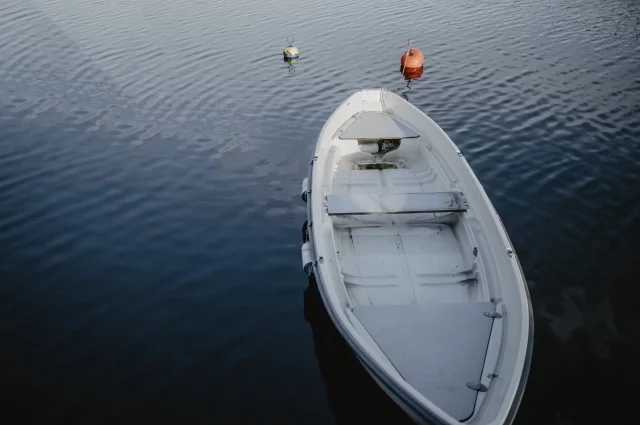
{"left": 303, "top": 276, "right": 417, "bottom": 425}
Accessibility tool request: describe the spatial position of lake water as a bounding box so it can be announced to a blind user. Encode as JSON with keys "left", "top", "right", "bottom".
{"left": 1, "top": 0, "right": 639, "bottom": 423}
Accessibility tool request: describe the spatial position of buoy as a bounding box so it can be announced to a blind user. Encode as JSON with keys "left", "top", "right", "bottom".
{"left": 400, "top": 48, "right": 424, "bottom": 69}
{"left": 283, "top": 36, "right": 299, "bottom": 60}
{"left": 400, "top": 39, "right": 424, "bottom": 70}
{"left": 284, "top": 45, "right": 299, "bottom": 59}
{"left": 401, "top": 66, "right": 423, "bottom": 80}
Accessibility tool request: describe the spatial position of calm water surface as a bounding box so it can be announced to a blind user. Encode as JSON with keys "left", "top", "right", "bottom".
{"left": 1, "top": 0, "right": 639, "bottom": 423}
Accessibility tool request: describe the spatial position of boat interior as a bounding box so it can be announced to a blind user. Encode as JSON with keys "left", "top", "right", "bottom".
{"left": 322, "top": 111, "right": 502, "bottom": 422}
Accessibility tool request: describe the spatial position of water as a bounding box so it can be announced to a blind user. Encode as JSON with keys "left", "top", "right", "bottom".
{"left": 1, "top": 0, "right": 638, "bottom": 423}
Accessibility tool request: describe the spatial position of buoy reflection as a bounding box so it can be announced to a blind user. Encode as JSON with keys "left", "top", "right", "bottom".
{"left": 401, "top": 66, "right": 423, "bottom": 81}
{"left": 398, "top": 66, "right": 423, "bottom": 101}
{"left": 284, "top": 56, "right": 297, "bottom": 75}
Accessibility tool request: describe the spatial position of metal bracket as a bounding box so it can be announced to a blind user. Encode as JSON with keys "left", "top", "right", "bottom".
{"left": 303, "top": 263, "right": 314, "bottom": 276}
{"left": 458, "top": 278, "right": 478, "bottom": 285}
{"left": 483, "top": 311, "right": 503, "bottom": 319}
{"left": 466, "top": 382, "right": 488, "bottom": 392}
{"left": 301, "top": 220, "right": 309, "bottom": 243}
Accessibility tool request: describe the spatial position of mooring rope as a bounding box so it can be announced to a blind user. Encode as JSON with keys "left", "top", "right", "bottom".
{"left": 396, "top": 38, "right": 412, "bottom": 94}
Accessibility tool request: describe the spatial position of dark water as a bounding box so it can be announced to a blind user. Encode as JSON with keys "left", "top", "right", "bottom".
{"left": 1, "top": 0, "right": 639, "bottom": 423}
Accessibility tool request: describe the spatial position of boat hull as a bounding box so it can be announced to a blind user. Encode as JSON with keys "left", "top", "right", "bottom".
{"left": 301, "top": 89, "right": 533, "bottom": 425}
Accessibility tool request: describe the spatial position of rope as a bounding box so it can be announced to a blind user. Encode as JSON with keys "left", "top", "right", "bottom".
{"left": 396, "top": 38, "right": 413, "bottom": 95}
{"left": 399, "top": 38, "right": 412, "bottom": 80}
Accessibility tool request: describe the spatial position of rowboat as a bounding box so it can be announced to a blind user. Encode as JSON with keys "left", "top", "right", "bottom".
{"left": 300, "top": 89, "right": 533, "bottom": 424}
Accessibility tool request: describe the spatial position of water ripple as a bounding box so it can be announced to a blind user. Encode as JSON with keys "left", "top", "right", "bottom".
{"left": 1, "top": 0, "right": 640, "bottom": 424}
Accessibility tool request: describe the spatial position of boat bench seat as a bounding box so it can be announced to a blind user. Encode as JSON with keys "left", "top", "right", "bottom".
{"left": 326, "top": 192, "right": 467, "bottom": 216}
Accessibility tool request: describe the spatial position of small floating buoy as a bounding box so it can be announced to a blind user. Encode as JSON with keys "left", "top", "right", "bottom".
{"left": 400, "top": 39, "right": 424, "bottom": 70}
{"left": 283, "top": 36, "right": 299, "bottom": 60}
{"left": 284, "top": 45, "right": 299, "bottom": 59}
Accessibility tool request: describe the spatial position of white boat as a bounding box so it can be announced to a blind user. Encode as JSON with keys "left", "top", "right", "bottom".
{"left": 300, "top": 89, "right": 533, "bottom": 425}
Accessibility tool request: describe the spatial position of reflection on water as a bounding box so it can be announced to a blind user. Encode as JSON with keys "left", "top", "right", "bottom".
{"left": 284, "top": 57, "right": 298, "bottom": 76}
{"left": 0, "top": 0, "right": 639, "bottom": 423}
{"left": 398, "top": 66, "right": 424, "bottom": 101}
{"left": 516, "top": 216, "right": 640, "bottom": 425}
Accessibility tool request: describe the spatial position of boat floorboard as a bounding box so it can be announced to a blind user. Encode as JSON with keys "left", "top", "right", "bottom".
{"left": 352, "top": 302, "right": 495, "bottom": 421}
{"left": 332, "top": 155, "right": 471, "bottom": 306}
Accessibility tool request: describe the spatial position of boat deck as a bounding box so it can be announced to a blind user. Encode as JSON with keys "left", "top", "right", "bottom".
{"left": 331, "top": 150, "right": 474, "bottom": 308}
{"left": 352, "top": 302, "right": 495, "bottom": 421}
{"left": 328, "top": 146, "right": 493, "bottom": 421}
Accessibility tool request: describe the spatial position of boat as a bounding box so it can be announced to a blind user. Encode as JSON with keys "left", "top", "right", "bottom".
{"left": 300, "top": 89, "right": 533, "bottom": 425}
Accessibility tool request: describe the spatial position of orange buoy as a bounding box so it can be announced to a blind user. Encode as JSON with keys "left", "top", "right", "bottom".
{"left": 400, "top": 39, "right": 424, "bottom": 70}
{"left": 400, "top": 48, "right": 424, "bottom": 70}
